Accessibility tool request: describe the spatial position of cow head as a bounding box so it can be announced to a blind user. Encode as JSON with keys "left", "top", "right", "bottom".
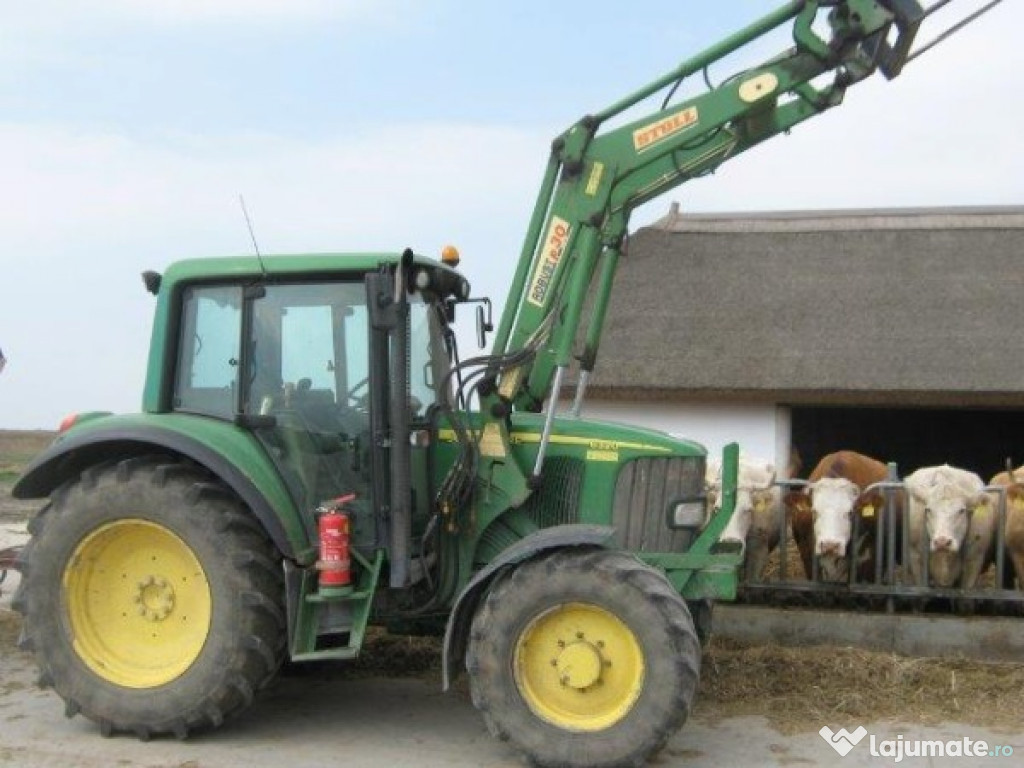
{"left": 911, "top": 486, "right": 988, "bottom": 555}
{"left": 786, "top": 479, "right": 861, "bottom": 580}
{"left": 786, "top": 478, "right": 860, "bottom": 582}
{"left": 812, "top": 478, "right": 862, "bottom": 580}
{"left": 720, "top": 487, "right": 776, "bottom": 548}
{"left": 909, "top": 484, "right": 991, "bottom": 588}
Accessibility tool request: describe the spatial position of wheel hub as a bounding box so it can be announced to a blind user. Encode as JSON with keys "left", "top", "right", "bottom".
{"left": 555, "top": 639, "right": 603, "bottom": 690}
{"left": 134, "top": 576, "right": 177, "bottom": 622}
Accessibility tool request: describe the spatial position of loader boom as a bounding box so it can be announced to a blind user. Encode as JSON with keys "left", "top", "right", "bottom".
{"left": 470, "top": 0, "right": 928, "bottom": 492}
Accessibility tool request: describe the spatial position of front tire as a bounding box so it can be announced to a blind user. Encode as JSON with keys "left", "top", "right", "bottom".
{"left": 466, "top": 549, "right": 700, "bottom": 768}
{"left": 14, "top": 457, "right": 287, "bottom": 739}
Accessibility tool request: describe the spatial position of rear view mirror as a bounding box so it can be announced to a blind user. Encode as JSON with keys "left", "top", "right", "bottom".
{"left": 456, "top": 296, "right": 493, "bottom": 349}
{"left": 476, "top": 305, "right": 491, "bottom": 349}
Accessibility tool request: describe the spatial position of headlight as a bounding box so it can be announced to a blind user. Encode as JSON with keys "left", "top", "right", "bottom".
{"left": 667, "top": 497, "right": 707, "bottom": 529}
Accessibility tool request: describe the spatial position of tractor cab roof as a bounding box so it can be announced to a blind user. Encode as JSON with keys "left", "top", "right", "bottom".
{"left": 153, "top": 251, "right": 468, "bottom": 302}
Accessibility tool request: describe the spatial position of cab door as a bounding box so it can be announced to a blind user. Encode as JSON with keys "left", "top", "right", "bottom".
{"left": 243, "top": 281, "right": 377, "bottom": 547}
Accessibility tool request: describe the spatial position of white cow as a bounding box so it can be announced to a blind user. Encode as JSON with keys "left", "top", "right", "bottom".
{"left": 905, "top": 465, "right": 997, "bottom": 588}
{"left": 707, "top": 457, "right": 780, "bottom": 581}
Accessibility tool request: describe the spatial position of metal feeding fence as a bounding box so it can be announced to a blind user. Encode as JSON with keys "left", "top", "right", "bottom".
{"left": 736, "top": 465, "right": 1023, "bottom": 614}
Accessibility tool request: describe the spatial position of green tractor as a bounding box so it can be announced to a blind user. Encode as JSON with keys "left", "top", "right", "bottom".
{"left": 10, "top": 2, "right": 981, "bottom": 766}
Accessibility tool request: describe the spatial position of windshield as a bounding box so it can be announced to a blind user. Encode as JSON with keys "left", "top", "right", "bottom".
{"left": 246, "top": 282, "right": 450, "bottom": 511}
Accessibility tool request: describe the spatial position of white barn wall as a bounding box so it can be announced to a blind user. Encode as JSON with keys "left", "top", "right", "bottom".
{"left": 574, "top": 399, "right": 792, "bottom": 476}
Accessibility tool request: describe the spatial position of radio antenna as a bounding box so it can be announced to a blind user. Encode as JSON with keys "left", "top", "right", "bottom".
{"left": 239, "top": 194, "right": 268, "bottom": 277}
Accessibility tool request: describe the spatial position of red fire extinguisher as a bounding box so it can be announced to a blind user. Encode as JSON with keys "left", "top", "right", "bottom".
{"left": 318, "top": 493, "right": 356, "bottom": 588}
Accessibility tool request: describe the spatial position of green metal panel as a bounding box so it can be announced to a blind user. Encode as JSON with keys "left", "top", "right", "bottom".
{"left": 434, "top": 412, "right": 709, "bottom": 587}
{"left": 435, "top": 423, "right": 741, "bottom": 601}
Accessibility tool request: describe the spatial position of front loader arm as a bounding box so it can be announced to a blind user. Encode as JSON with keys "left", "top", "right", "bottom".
{"left": 491, "top": 0, "right": 923, "bottom": 417}
{"left": 435, "top": 0, "right": 995, "bottom": 555}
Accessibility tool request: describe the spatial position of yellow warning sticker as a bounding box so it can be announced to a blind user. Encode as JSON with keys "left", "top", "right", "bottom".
{"left": 526, "top": 216, "right": 571, "bottom": 308}
{"left": 585, "top": 161, "right": 605, "bottom": 196}
{"left": 633, "top": 106, "right": 699, "bottom": 152}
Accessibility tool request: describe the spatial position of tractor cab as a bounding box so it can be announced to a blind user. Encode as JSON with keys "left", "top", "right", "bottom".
{"left": 159, "top": 251, "right": 469, "bottom": 555}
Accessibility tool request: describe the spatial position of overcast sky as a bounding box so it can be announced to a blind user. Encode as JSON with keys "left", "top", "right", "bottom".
{"left": 0, "top": 0, "right": 1020, "bottom": 430}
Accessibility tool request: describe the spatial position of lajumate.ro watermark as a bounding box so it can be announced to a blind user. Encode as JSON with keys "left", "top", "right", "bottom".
{"left": 820, "top": 725, "right": 1015, "bottom": 762}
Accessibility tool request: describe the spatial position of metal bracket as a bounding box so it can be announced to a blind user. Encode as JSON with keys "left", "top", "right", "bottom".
{"left": 880, "top": 0, "right": 1005, "bottom": 77}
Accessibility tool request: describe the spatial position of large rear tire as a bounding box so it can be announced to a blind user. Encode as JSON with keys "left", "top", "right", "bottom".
{"left": 466, "top": 549, "right": 700, "bottom": 768}
{"left": 13, "top": 457, "right": 286, "bottom": 739}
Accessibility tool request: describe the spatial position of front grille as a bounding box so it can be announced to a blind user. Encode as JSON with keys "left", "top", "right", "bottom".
{"left": 474, "top": 456, "right": 583, "bottom": 568}
{"left": 613, "top": 456, "right": 705, "bottom": 552}
{"left": 521, "top": 456, "right": 584, "bottom": 528}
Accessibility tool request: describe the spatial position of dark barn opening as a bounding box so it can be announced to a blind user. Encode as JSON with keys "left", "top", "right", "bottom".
{"left": 791, "top": 406, "right": 1024, "bottom": 482}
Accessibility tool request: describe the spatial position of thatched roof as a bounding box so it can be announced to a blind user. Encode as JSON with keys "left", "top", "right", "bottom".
{"left": 588, "top": 206, "right": 1024, "bottom": 406}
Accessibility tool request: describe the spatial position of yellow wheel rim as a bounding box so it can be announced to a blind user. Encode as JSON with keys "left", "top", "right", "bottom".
{"left": 63, "top": 519, "right": 211, "bottom": 688}
{"left": 514, "top": 602, "right": 645, "bottom": 732}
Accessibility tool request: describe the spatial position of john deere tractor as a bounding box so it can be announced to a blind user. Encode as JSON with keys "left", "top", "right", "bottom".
{"left": 12, "top": 2, "right": 984, "bottom": 765}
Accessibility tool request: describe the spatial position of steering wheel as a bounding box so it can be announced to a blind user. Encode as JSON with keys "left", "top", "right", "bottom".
{"left": 345, "top": 375, "right": 370, "bottom": 408}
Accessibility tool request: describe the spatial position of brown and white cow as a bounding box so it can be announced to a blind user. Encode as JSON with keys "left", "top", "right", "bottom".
{"left": 905, "top": 465, "right": 996, "bottom": 588}
{"left": 785, "top": 451, "right": 897, "bottom": 583}
{"left": 988, "top": 467, "right": 1024, "bottom": 590}
{"left": 707, "top": 457, "right": 781, "bottom": 581}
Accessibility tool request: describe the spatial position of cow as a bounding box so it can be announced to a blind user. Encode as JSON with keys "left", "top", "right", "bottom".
{"left": 785, "top": 451, "right": 898, "bottom": 583}
{"left": 904, "top": 465, "right": 996, "bottom": 588}
{"left": 988, "top": 467, "right": 1024, "bottom": 590}
{"left": 707, "top": 457, "right": 781, "bottom": 582}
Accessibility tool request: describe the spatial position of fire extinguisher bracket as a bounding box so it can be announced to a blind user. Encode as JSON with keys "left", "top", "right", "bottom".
{"left": 315, "top": 583, "right": 355, "bottom": 598}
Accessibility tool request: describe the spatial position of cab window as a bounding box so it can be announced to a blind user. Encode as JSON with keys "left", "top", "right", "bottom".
{"left": 173, "top": 285, "right": 242, "bottom": 419}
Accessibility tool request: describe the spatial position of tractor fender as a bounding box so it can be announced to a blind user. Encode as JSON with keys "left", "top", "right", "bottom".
{"left": 441, "top": 523, "right": 615, "bottom": 690}
{"left": 13, "top": 423, "right": 305, "bottom": 561}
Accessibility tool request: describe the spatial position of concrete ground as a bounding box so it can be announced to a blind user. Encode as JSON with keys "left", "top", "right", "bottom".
{"left": 1, "top": 641, "right": 1020, "bottom": 768}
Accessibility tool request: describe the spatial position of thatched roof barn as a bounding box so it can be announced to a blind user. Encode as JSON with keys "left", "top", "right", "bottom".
{"left": 586, "top": 205, "right": 1024, "bottom": 477}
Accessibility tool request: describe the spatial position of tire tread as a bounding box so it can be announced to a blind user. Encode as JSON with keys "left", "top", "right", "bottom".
{"left": 14, "top": 458, "right": 286, "bottom": 738}
{"left": 466, "top": 549, "right": 700, "bottom": 768}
